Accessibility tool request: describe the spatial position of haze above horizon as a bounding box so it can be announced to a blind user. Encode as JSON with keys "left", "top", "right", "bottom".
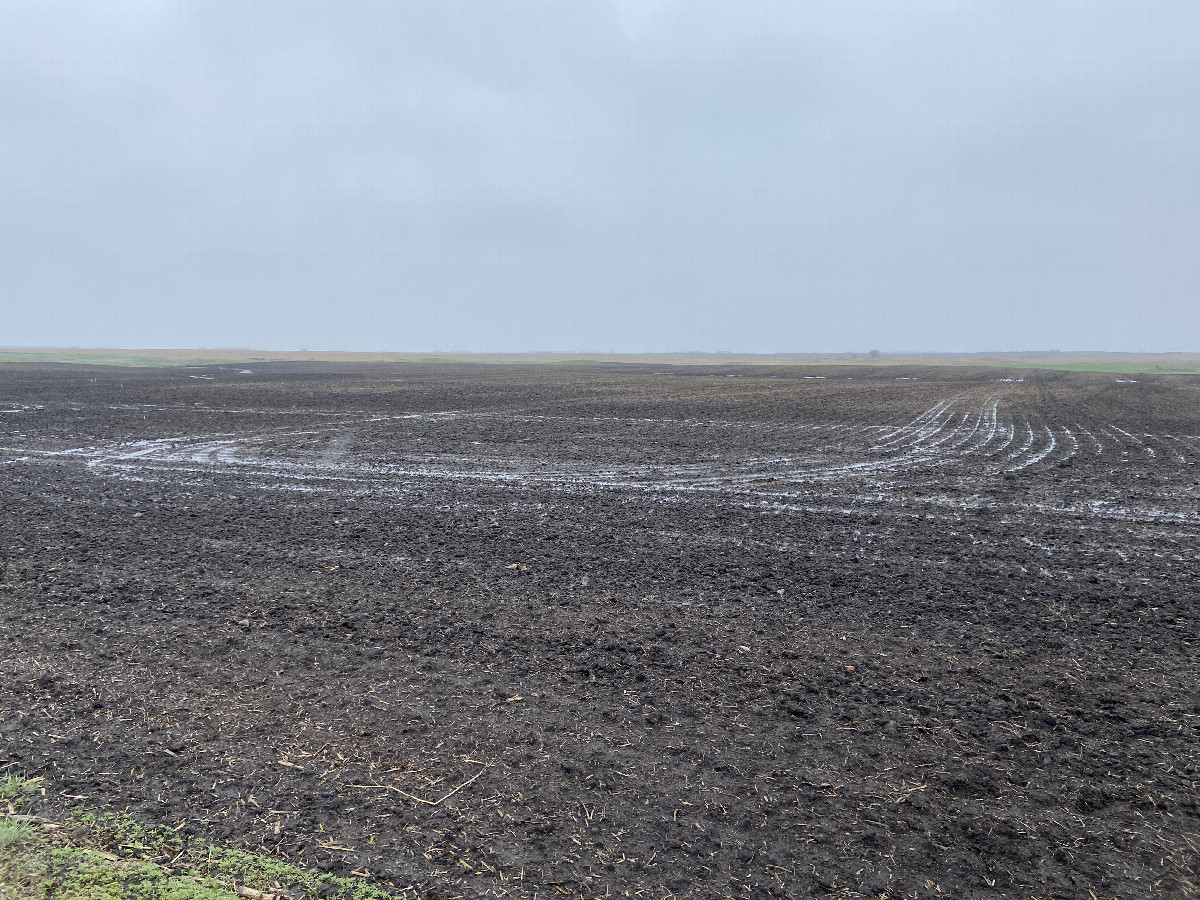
{"left": 3, "top": 2, "right": 1197, "bottom": 353}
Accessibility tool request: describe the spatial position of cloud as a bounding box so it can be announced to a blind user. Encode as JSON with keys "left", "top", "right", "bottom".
{"left": 2, "top": 1, "right": 1197, "bottom": 351}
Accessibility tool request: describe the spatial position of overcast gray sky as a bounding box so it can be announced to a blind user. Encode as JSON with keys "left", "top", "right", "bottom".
{"left": 2, "top": 1, "right": 1197, "bottom": 353}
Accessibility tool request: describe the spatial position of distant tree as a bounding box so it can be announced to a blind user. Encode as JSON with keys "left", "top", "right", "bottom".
{"left": 868, "top": 349, "right": 881, "bottom": 358}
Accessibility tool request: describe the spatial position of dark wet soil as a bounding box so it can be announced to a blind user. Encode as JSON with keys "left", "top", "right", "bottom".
{"left": 1, "top": 362, "right": 1198, "bottom": 899}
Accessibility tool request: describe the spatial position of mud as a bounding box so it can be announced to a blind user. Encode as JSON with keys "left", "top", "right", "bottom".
{"left": 1, "top": 362, "right": 1198, "bottom": 899}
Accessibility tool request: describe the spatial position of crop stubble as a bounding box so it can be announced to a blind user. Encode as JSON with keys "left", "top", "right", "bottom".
{"left": 1, "top": 362, "right": 1198, "bottom": 899}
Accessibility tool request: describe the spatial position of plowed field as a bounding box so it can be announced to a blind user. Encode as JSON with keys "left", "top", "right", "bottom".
{"left": 1, "top": 362, "right": 1197, "bottom": 899}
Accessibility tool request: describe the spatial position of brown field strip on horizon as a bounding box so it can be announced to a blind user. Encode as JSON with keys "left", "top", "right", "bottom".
{"left": 1, "top": 347, "right": 1199, "bottom": 374}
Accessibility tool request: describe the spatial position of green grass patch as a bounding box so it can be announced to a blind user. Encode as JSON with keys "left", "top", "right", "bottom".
{"left": 0, "top": 773, "right": 405, "bottom": 900}
{"left": 0, "top": 350, "right": 615, "bottom": 369}
{"left": 1000, "top": 361, "right": 1200, "bottom": 375}
{"left": 0, "top": 352, "right": 247, "bottom": 368}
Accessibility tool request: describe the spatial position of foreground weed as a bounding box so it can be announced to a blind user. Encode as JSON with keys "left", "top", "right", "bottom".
{"left": 2, "top": 839, "right": 235, "bottom": 900}
{"left": 1, "top": 788, "right": 405, "bottom": 900}
{"left": 2, "top": 837, "right": 403, "bottom": 900}
{"left": 0, "top": 820, "right": 32, "bottom": 849}
{"left": 0, "top": 771, "right": 40, "bottom": 807}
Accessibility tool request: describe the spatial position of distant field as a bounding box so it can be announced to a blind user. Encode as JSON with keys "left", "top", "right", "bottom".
{"left": 2, "top": 347, "right": 1199, "bottom": 374}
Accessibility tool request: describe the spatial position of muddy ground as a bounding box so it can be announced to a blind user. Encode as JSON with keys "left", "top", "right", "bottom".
{"left": 1, "top": 362, "right": 1197, "bottom": 899}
